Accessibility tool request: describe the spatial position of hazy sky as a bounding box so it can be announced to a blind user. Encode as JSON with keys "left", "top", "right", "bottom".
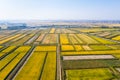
{"left": 0, "top": 0, "right": 120, "bottom": 20}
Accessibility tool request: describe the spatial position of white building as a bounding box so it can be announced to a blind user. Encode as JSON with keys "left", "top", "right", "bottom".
{"left": 0, "top": 24, "right": 8, "bottom": 29}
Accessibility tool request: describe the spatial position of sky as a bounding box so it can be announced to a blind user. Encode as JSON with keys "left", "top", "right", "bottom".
{"left": 0, "top": 0, "right": 120, "bottom": 20}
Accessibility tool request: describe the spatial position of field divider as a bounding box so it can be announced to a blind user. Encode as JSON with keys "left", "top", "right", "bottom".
{"left": 57, "top": 33, "right": 63, "bottom": 80}
{"left": 5, "top": 46, "right": 35, "bottom": 80}
{"left": 57, "top": 44, "right": 65, "bottom": 80}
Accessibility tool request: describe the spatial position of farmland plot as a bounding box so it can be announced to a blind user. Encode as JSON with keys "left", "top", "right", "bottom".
{"left": 61, "top": 45, "right": 75, "bottom": 51}
{"left": 77, "top": 28, "right": 117, "bottom": 33}
{"left": 112, "top": 35, "right": 120, "bottom": 41}
{"left": 68, "top": 34, "right": 84, "bottom": 44}
{"left": 0, "top": 34, "right": 15, "bottom": 41}
{"left": 0, "top": 30, "right": 21, "bottom": 41}
{"left": 82, "top": 45, "right": 92, "bottom": 50}
{"left": 41, "top": 52, "right": 56, "bottom": 80}
{"left": 55, "top": 28, "right": 61, "bottom": 33}
{"left": 62, "top": 29, "right": 76, "bottom": 33}
{"left": 14, "top": 46, "right": 31, "bottom": 52}
{"left": 74, "top": 34, "right": 84, "bottom": 44}
{"left": 105, "top": 32, "right": 120, "bottom": 39}
{"left": 14, "top": 52, "right": 46, "bottom": 80}
{"left": 11, "top": 34, "right": 27, "bottom": 42}
{"left": 0, "top": 46, "right": 3, "bottom": 49}
{"left": 11, "top": 34, "right": 33, "bottom": 46}
{"left": 74, "top": 45, "right": 84, "bottom": 51}
{"left": 107, "top": 45, "right": 120, "bottom": 49}
{"left": 42, "top": 34, "right": 57, "bottom": 44}
{"left": 0, "top": 51, "right": 20, "bottom": 71}
{"left": 62, "top": 50, "right": 120, "bottom": 55}
{"left": 1, "top": 46, "right": 16, "bottom": 53}
{"left": 98, "top": 31, "right": 111, "bottom": 37}
{"left": 40, "top": 29, "right": 50, "bottom": 33}
{"left": 69, "top": 36, "right": 78, "bottom": 44}
{"left": 66, "top": 68, "right": 117, "bottom": 80}
{"left": 60, "top": 34, "right": 70, "bottom": 44}
{"left": 0, "top": 34, "right": 21, "bottom": 44}
{"left": 89, "top": 45, "right": 112, "bottom": 50}
{"left": 63, "top": 59, "right": 120, "bottom": 69}
{"left": 0, "top": 28, "right": 120, "bottom": 80}
{"left": 90, "top": 35, "right": 117, "bottom": 44}
{"left": 0, "top": 46, "right": 16, "bottom": 57}
{"left": 114, "top": 54, "right": 120, "bottom": 58}
{"left": 0, "top": 46, "right": 31, "bottom": 80}
{"left": 35, "top": 46, "right": 56, "bottom": 51}
{"left": 60, "top": 29, "right": 67, "bottom": 33}
{"left": 76, "top": 34, "right": 99, "bottom": 44}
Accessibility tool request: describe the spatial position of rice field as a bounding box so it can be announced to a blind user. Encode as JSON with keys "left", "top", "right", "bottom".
{"left": 75, "top": 28, "right": 117, "bottom": 33}
{"left": 112, "top": 35, "right": 120, "bottom": 41}
{"left": 61, "top": 45, "right": 75, "bottom": 51}
{"left": 66, "top": 68, "right": 117, "bottom": 80}
{"left": 42, "top": 34, "right": 57, "bottom": 44}
{"left": 62, "top": 49, "right": 120, "bottom": 55}
{"left": 89, "top": 45, "right": 112, "bottom": 50}
{"left": 35, "top": 46, "right": 56, "bottom": 51}
{"left": 106, "top": 45, "right": 120, "bottom": 49}
{"left": 60, "top": 34, "right": 70, "bottom": 44}
{"left": 82, "top": 45, "right": 92, "bottom": 50}
{"left": 41, "top": 52, "right": 56, "bottom": 80}
{"left": 90, "top": 35, "right": 117, "bottom": 44}
{"left": 68, "top": 34, "right": 85, "bottom": 44}
{"left": 0, "top": 27, "right": 120, "bottom": 80}
{"left": 14, "top": 52, "right": 46, "bottom": 80}
{"left": 0, "top": 46, "right": 17, "bottom": 57}
{"left": 0, "top": 34, "right": 21, "bottom": 44}
{"left": 76, "top": 34, "right": 99, "bottom": 44}
{"left": 0, "top": 46, "right": 31, "bottom": 79}
{"left": 0, "top": 45, "right": 2, "bottom": 48}
{"left": 74, "top": 45, "right": 84, "bottom": 51}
